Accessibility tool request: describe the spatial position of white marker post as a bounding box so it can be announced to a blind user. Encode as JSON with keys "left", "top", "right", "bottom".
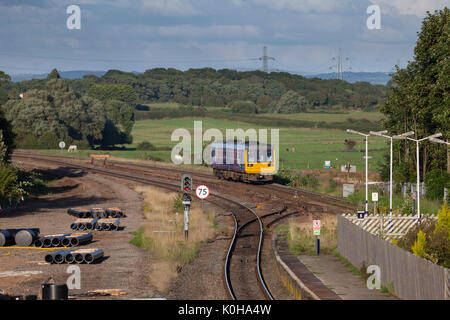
{"left": 313, "top": 220, "right": 321, "bottom": 255}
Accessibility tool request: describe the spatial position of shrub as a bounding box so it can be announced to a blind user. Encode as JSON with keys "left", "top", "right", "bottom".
{"left": 230, "top": 100, "right": 256, "bottom": 114}
{"left": 300, "top": 174, "right": 319, "bottom": 190}
{"left": 425, "top": 169, "right": 449, "bottom": 200}
{"left": 411, "top": 229, "right": 427, "bottom": 258}
{"left": 137, "top": 141, "right": 156, "bottom": 151}
{"left": 436, "top": 202, "right": 450, "bottom": 237}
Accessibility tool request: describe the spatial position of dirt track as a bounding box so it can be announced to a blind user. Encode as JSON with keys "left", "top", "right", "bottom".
{"left": 0, "top": 160, "right": 151, "bottom": 299}
{"left": 1, "top": 159, "right": 295, "bottom": 300}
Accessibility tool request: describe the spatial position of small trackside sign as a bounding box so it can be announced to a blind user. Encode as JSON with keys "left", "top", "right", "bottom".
{"left": 195, "top": 185, "right": 209, "bottom": 200}
{"left": 313, "top": 220, "right": 321, "bottom": 236}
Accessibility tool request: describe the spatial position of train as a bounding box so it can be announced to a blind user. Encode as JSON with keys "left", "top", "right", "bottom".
{"left": 211, "top": 140, "right": 276, "bottom": 183}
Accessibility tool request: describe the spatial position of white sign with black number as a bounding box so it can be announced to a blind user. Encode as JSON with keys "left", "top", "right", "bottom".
{"left": 59, "top": 141, "right": 66, "bottom": 149}
{"left": 195, "top": 185, "right": 209, "bottom": 200}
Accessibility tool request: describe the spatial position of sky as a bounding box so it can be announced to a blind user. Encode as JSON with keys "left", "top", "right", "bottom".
{"left": 0, "top": 0, "right": 448, "bottom": 75}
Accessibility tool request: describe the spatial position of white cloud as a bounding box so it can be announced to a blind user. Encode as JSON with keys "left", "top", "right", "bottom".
{"left": 140, "top": 0, "right": 198, "bottom": 16}
{"left": 158, "top": 25, "right": 259, "bottom": 38}
{"left": 369, "top": 0, "right": 449, "bottom": 17}
{"left": 76, "top": 0, "right": 199, "bottom": 16}
{"left": 231, "top": 0, "right": 354, "bottom": 14}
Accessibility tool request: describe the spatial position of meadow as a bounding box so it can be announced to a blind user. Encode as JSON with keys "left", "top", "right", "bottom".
{"left": 36, "top": 114, "right": 389, "bottom": 173}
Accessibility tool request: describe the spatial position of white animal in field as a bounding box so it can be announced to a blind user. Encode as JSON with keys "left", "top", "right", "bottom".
{"left": 68, "top": 145, "right": 78, "bottom": 152}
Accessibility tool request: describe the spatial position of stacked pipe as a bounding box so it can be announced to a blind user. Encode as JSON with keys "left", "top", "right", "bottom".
{"left": 45, "top": 248, "right": 104, "bottom": 264}
{"left": 0, "top": 228, "right": 40, "bottom": 247}
{"left": 90, "top": 208, "right": 106, "bottom": 219}
{"left": 34, "top": 233, "right": 92, "bottom": 248}
{"left": 70, "top": 218, "right": 98, "bottom": 231}
{"left": 96, "top": 218, "right": 120, "bottom": 231}
{"left": 68, "top": 207, "right": 126, "bottom": 219}
{"left": 106, "top": 207, "right": 125, "bottom": 218}
{"left": 34, "top": 233, "right": 71, "bottom": 248}
{"left": 67, "top": 208, "right": 92, "bottom": 219}
{"left": 61, "top": 233, "right": 93, "bottom": 247}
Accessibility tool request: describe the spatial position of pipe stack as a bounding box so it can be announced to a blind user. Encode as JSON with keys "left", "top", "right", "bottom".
{"left": 35, "top": 233, "right": 92, "bottom": 248}
{"left": 67, "top": 208, "right": 92, "bottom": 218}
{"left": 90, "top": 208, "right": 106, "bottom": 219}
{"left": 70, "top": 219, "right": 98, "bottom": 231}
{"left": 68, "top": 207, "right": 126, "bottom": 219}
{"left": 45, "top": 248, "right": 104, "bottom": 264}
{"left": 106, "top": 207, "right": 125, "bottom": 218}
{"left": 97, "top": 218, "right": 120, "bottom": 231}
{"left": 0, "top": 228, "right": 40, "bottom": 247}
{"left": 34, "top": 233, "right": 71, "bottom": 248}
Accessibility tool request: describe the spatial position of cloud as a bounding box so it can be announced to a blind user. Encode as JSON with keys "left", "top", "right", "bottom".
{"left": 231, "top": 0, "right": 355, "bottom": 14}
{"left": 139, "top": 0, "right": 199, "bottom": 16}
{"left": 76, "top": 0, "right": 199, "bottom": 16}
{"left": 158, "top": 25, "right": 260, "bottom": 38}
{"left": 369, "top": 0, "right": 449, "bottom": 17}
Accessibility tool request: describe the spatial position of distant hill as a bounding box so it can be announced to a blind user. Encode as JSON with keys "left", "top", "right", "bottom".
{"left": 11, "top": 69, "right": 391, "bottom": 85}
{"left": 304, "top": 72, "right": 391, "bottom": 85}
{"left": 11, "top": 70, "right": 107, "bottom": 82}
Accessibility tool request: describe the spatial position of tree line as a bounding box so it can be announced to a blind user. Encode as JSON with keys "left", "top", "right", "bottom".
{"left": 0, "top": 70, "right": 136, "bottom": 149}
{"left": 378, "top": 8, "right": 449, "bottom": 197}
{"left": 1, "top": 67, "right": 387, "bottom": 115}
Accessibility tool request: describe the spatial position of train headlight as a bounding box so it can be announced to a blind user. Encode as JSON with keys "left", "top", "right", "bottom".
{"left": 247, "top": 164, "right": 254, "bottom": 167}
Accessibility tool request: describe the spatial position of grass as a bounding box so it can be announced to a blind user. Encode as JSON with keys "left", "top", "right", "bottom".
{"left": 34, "top": 114, "right": 389, "bottom": 173}
{"left": 347, "top": 187, "right": 444, "bottom": 215}
{"left": 287, "top": 215, "right": 338, "bottom": 255}
{"left": 130, "top": 185, "right": 215, "bottom": 292}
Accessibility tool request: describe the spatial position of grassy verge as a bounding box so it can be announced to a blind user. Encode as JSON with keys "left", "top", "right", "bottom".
{"left": 347, "top": 188, "right": 443, "bottom": 215}
{"left": 286, "top": 215, "right": 338, "bottom": 255}
{"left": 130, "top": 186, "right": 215, "bottom": 292}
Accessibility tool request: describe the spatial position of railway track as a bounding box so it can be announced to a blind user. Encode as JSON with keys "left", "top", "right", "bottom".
{"left": 13, "top": 150, "right": 355, "bottom": 213}
{"left": 12, "top": 152, "right": 278, "bottom": 300}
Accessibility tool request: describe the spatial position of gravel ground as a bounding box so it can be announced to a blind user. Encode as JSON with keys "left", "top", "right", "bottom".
{"left": 0, "top": 161, "right": 152, "bottom": 299}
{"left": 2, "top": 159, "right": 297, "bottom": 300}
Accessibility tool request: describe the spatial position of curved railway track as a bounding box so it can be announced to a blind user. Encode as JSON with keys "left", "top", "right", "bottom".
{"left": 12, "top": 152, "right": 277, "bottom": 300}
{"left": 13, "top": 150, "right": 355, "bottom": 213}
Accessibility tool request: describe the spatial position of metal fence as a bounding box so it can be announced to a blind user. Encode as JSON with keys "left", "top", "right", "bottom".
{"left": 338, "top": 215, "right": 449, "bottom": 300}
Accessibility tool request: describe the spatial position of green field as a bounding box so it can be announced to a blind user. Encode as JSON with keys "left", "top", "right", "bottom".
{"left": 35, "top": 115, "right": 389, "bottom": 173}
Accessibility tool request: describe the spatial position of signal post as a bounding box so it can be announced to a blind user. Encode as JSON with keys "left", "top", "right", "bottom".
{"left": 181, "top": 174, "right": 193, "bottom": 240}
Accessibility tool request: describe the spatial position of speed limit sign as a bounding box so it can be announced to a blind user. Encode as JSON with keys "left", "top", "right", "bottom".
{"left": 195, "top": 185, "right": 209, "bottom": 200}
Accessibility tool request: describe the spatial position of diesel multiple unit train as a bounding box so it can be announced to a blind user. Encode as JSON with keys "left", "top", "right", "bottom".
{"left": 211, "top": 140, "right": 276, "bottom": 183}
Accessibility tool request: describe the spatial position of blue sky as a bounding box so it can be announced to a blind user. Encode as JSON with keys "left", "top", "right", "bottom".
{"left": 0, "top": 0, "right": 448, "bottom": 75}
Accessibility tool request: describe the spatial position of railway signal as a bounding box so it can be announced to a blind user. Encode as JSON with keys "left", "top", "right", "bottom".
{"left": 181, "top": 174, "right": 193, "bottom": 239}
{"left": 181, "top": 174, "right": 193, "bottom": 194}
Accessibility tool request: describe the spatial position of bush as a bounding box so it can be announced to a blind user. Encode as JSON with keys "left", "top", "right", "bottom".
{"left": 411, "top": 229, "right": 427, "bottom": 258}
{"left": 137, "top": 141, "right": 156, "bottom": 151}
{"left": 0, "top": 164, "right": 47, "bottom": 207}
{"left": 425, "top": 169, "right": 449, "bottom": 200}
{"left": 230, "top": 100, "right": 256, "bottom": 114}
{"left": 300, "top": 174, "right": 319, "bottom": 190}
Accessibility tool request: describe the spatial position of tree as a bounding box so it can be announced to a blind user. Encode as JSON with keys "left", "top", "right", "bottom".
{"left": 0, "top": 108, "right": 15, "bottom": 162}
{"left": 380, "top": 8, "right": 450, "bottom": 181}
{"left": 0, "top": 71, "right": 11, "bottom": 81}
{"left": 230, "top": 100, "right": 256, "bottom": 114}
{"left": 87, "top": 84, "right": 137, "bottom": 107}
{"left": 276, "top": 90, "right": 309, "bottom": 113}
{"left": 436, "top": 202, "right": 450, "bottom": 237}
{"left": 47, "top": 68, "right": 61, "bottom": 80}
{"left": 411, "top": 229, "right": 428, "bottom": 258}
{"left": 1, "top": 79, "right": 122, "bottom": 148}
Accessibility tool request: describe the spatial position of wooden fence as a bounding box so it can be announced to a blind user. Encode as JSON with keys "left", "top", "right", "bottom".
{"left": 338, "top": 215, "right": 449, "bottom": 300}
